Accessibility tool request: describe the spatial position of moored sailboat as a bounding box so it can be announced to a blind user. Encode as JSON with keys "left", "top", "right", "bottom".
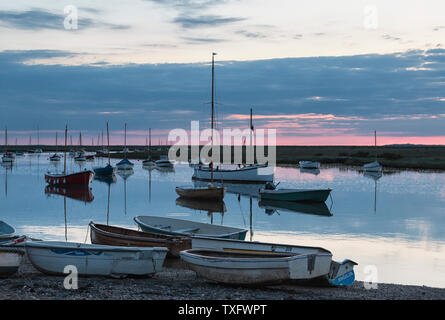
{"left": 116, "top": 123, "right": 134, "bottom": 170}
{"left": 364, "top": 131, "right": 382, "bottom": 172}
{"left": 45, "top": 126, "right": 94, "bottom": 186}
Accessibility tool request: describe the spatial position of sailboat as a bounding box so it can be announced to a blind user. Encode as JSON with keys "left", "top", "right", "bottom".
{"left": 142, "top": 128, "right": 155, "bottom": 167}
{"left": 34, "top": 126, "right": 43, "bottom": 153}
{"left": 363, "top": 130, "right": 382, "bottom": 172}
{"left": 192, "top": 58, "right": 273, "bottom": 183}
{"left": 2, "top": 127, "right": 15, "bottom": 163}
{"left": 74, "top": 132, "right": 86, "bottom": 161}
{"left": 177, "top": 54, "right": 226, "bottom": 200}
{"left": 93, "top": 122, "right": 115, "bottom": 176}
{"left": 49, "top": 131, "right": 62, "bottom": 162}
{"left": 44, "top": 125, "right": 94, "bottom": 186}
{"left": 116, "top": 123, "right": 134, "bottom": 170}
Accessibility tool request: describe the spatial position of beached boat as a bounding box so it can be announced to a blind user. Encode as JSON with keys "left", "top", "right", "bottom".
{"left": 24, "top": 241, "right": 168, "bottom": 277}
{"left": 0, "top": 247, "right": 24, "bottom": 277}
{"left": 89, "top": 222, "right": 191, "bottom": 257}
{"left": 180, "top": 249, "right": 332, "bottom": 285}
{"left": 259, "top": 186, "right": 332, "bottom": 202}
{"left": 134, "top": 216, "right": 247, "bottom": 240}
{"left": 187, "top": 237, "right": 357, "bottom": 286}
{"left": 299, "top": 161, "right": 320, "bottom": 169}
{"left": 175, "top": 184, "right": 226, "bottom": 200}
{"left": 0, "top": 221, "right": 15, "bottom": 239}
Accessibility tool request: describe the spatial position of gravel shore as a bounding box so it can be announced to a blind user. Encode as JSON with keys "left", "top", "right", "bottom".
{"left": 1, "top": 257, "right": 444, "bottom": 300}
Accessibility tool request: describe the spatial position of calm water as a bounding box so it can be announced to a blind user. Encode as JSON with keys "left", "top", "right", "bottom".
{"left": 1, "top": 154, "right": 445, "bottom": 288}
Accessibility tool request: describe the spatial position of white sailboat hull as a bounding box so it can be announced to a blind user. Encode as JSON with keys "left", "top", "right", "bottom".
{"left": 25, "top": 241, "right": 168, "bottom": 277}
{"left": 192, "top": 164, "right": 274, "bottom": 183}
{"left": 363, "top": 161, "right": 382, "bottom": 172}
{"left": 299, "top": 161, "right": 320, "bottom": 169}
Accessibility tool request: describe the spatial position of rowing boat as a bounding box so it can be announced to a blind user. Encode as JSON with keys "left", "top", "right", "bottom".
{"left": 89, "top": 222, "right": 191, "bottom": 257}
{"left": 25, "top": 241, "right": 168, "bottom": 277}
{"left": 134, "top": 216, "right": 247, "bottom": 240}
{"left": 259, "top": 188, "right": 332, "bottom": 202}
{"left": 0, "top": 247, "right": 24, "bottom": 277}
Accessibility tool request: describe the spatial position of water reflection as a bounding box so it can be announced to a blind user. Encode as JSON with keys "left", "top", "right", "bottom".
{"left": 300, "top": 168, "right": 320, "bottom": 175}
{"left": 193, "top": 180, "right": 264, "bottom": 198}
{"left": 363, "top": 171, "right": 382, "bottom": 214}
{"left": 175, "top": 197, "right": 227, "bottom": 214}
{"left": 116, "top": 169, "right": 134, "bottom": 216}
{"left": 1, "top": 162, "right": 13, "bottom": 197}
{"left": 258, "top": 199, "right": 333, "bottom": 216}
{"left": 45, "top": 185, "right": 94, "bottom": 203}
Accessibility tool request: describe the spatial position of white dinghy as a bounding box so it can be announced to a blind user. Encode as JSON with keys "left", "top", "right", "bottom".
{"left": 25, "top": 241, "right": 168, "bottom": 277}
{"left": 186, "top": 237, "right": 357, "bottom": 286}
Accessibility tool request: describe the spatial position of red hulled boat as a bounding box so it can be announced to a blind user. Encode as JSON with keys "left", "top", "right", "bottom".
{"left": 45, "top": 170, "right": 94, "bottom": 186}
{"left": 44, "top": 125, "right": 94, "bottom": 187}
{"left": 45, "top": 185, "right": 94, "bottom": 202}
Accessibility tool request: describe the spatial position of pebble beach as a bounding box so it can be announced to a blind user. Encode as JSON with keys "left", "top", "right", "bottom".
{"left": 1, "top": 256, "right": 444, "bottom": 300}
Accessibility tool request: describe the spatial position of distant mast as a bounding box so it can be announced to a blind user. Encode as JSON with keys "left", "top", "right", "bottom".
{"left": 63, "top": 125, "right": 67, "bottom": 174}
{"left": 210, "top": 52, "right": 217, "bottom": 182}
{"left": 106, "top": 122, "right": 111, "bottom": 165}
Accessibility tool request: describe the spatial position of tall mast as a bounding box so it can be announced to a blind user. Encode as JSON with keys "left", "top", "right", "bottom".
{"left": 211, "top": 52, "right": 217, "bottom": 182}
{"left": 107, "top": 122, "right": 110, "bottom": 165}
{"left": 79, "top": 132, "right": 82, "bottom": 147}
{"left": 37, "top": 125, "right": 39, "bottom": 147}
{"left": 56, "top": 132, "right": 58, "bottom": 152}
{"left": 124, "top": 123, "right": 127, "bottom": 157}
{"left": 63, "top": 125, "right": 67, "bottom": 174}
{"left": 374, "top": 130, "right": 377, "bottom": 160}
{"left": 250, "top": 108, "right": 253, "bottom": 164}
{"left": 4, "top": 127, "right": 7, "bottom": 153}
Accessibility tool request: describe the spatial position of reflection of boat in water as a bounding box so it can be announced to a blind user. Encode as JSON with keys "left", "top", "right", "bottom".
{"left": 258, "top": 199, "right": 332, "bottom": 216}
{"left": 363, "top": 171, "right": 381, "bottom": 213}
{"left": 193, "top": 180, "right": 263, "bottom": 198}
{"left": 175, "top": 197, "right": 227, "bottom": 213}
{"left": 155, "top": 165, "right": 175, "bottom": 173}
{"left": 117, "top": 169, "right": 133, "bottom": 216}
{"left": 94, "top": 174, "right": 117, "bottom": 185}
{"left": 45, "top": 185, "right": 94, "bottom": 203}
{"left": 300, "top": 168, "right": 320, "bottom": 175}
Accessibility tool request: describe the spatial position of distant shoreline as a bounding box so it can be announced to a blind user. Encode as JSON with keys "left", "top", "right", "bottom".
{"left": 8, "top": 145, "right": 445, "bottom": 170}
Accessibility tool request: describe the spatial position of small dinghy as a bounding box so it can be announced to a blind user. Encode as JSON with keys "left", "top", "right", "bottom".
{"left": 180, "top": 249, "right": 332, "bottom": 285}
{"left": 175, "top": 184, "right": 226, "bottom": 201}
{"left": 363, "top": 160, "right": 382, "bottom": 172}
{"left": 0, "top": 247, "right": 24, "bottom": 277}
{"left": 0, "top": 221, "right": 15, "bottom": 239}
{"left": 116, "top": 158, "right": 134, "bottom": 170}
{"left": 183, "top": 238, "right": 357, "bottom": 286}
{"left": 134, "top": 216, "right": 247, "bottom": 240}
{"left": 299, "top": 161, "right": 320, "bottom": 169}
{"left": 25, "top": 241, "right": 168, "bottom": 277}
{"left": 89, "top": 222, "right": 191, "bottom": 257}
{"left": 259, "top": 183, "right": 332, "bottom": 203}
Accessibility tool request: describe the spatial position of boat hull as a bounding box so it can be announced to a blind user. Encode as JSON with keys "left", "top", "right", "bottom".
{"left": 0, "top": 247, "right": 24, "bottom": 277}
{"left": 45, "top": 171, "right": 94, "bottom": 186}
{"left": 134, "top": 216, "right": 247, "bottom": 240}
{"left": 363, "top": 161, "right": 382, "bottom": 172}
{"left": 192, "top": 164, "right": 274, "bottom": 183}
{"left": 93, "top": 164, "right": 115, "bottom": 176}
{"left": 0, "top": 221, "right": 15, "bottom": 239}
{"left": 175, "top": 186, "right": 226, "bottom": 200}
{"left": 89, "top": 223, "right": 191, "bottom": 257}
{"left": 180, "top": 249, "right": 332, "bottom": 285}
{"left": 25, "top": 241, "right": 168, "bottom": 277}
{"left": 260, "top": 189, "right": 332, "bottom": 202}
{"left": 299, "top": 161, "right": 320, "bottom": 169}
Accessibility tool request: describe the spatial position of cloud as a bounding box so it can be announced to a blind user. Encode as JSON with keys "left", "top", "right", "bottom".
{"left": 173, "top": 14, "right": 245, "bottom": 29}
{"left": 1, "top": 49, "right": 445, "bottom": 140}
{"left": 235, "top": 30, "right": 267, "bottom": 39}
{"left": 0, "top": 9, "right": 130, "bottom": 30}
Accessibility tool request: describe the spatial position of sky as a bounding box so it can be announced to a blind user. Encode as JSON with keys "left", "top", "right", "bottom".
{"left": 0, "top": 0, "right": 445, "bottom": 145}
